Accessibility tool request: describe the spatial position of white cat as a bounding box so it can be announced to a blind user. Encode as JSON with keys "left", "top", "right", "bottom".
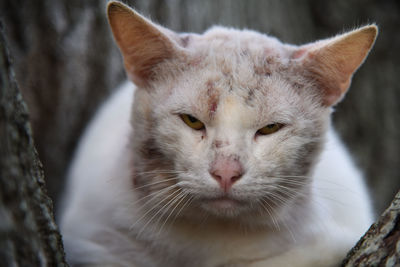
{"left": 59, "top": 2, "right": 378, "bottom": 266}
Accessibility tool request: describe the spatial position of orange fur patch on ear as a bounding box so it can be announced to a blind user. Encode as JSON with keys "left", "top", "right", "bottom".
{"left": 297, "top": 25, "right": 378, "bottom": 106}
{"left": 107, "top": 2, "right": 177, "bottom": 87}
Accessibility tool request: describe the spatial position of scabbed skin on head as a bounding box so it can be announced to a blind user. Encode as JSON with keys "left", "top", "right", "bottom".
{"left": 107, "top": 2, "right": 377, "bottom": 228}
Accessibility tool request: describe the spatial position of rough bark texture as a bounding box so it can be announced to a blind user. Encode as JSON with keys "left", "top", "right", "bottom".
{"left": 342, "top": 189, "right": 400, "bottom": 266}
{"left": 0, "top": 22, "right": 68, "bottom": 266}
{"left": 0, "top": 0, "right": 125, "bottom": 208}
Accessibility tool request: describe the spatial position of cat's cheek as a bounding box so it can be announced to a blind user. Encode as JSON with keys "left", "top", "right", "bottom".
{"left": 191, "top": 128, "right": 207, "bottom": 142}
{"left": 252, "top": 134, "right": 301, "bottom": 174}
{"left": 188, "top": 129, "right": 207, "bottom": 146}
{"left": 170, "top": 128, "right": 208, "bottom": 167}
{"left": 251, "top": 141, "right": 278, "bottom": 173}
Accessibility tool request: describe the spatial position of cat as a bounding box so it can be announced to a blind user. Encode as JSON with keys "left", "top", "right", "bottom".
{"left": 59, "top": 1, "right": 378, "bottom": 266}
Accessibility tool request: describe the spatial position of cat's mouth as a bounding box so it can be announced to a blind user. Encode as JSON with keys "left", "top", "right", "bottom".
{"left": 203, "top": 195, "right": 244, "bottom": 211}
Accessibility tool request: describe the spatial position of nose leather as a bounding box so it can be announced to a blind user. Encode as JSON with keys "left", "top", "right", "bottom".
{"left": 209, "top": 155, "right": 243, "bottom": 192}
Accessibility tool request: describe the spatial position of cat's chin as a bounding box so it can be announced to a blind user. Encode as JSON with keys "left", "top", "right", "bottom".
{"left": 199, "top": 196, "right": 249, "bottom": 218}
{"left": 206, "top": 196, "right": 240, "bottom": 208}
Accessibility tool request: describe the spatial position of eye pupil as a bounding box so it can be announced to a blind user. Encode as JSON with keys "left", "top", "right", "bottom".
{"left": 180, "top": 114, "right": 205, "bottom": 130}
{"left": 187, "top": 115, "right": 198, "bottom": 123}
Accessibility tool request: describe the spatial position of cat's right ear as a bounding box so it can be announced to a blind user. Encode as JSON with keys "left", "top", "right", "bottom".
{"left": 292, "top": 25, "right": 378, "bottom": 107}
{"left": 107, "top": 1, "right": 181, "bottom": 87}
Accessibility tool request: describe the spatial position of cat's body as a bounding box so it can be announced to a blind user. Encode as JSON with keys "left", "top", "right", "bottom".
{"left": 61, "top": 83, "right": 372, "bottom": 267}
{"left": 59, "top": 2, "right": 377, "bottom": 266}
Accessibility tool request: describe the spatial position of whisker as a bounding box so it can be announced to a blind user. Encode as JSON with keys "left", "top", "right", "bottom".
{"left": 266, "top": 184, "right": 339, "bottom": 232}
{"left": 131, "top": 184, "right": 178, "bottom": 207}
{"left": 261, "top": 194, "right": 297, "bottom": 242}
{"left": 277, "top": 183, "right": 354, "bottom": 207}
{"left": 276, "top": 175, "right": 359, "bottom": 192}
{"left": 129, "top": 186, "right": 179, "bottom": 230}
{"left": 136, "top": 189, "right": 183, "bottom": 237}
{"left": 272, "top": 175, "right": 309, "bottom": 179}
{"left": 259, "top": 179, "right": 353, "bottom": 240}
{"left": 136, "top": 170, "right": 185, "bottom": 175}
{"left": 267, "top": 175, "right": 358, "bottom": 188}
{"left": 272, "top": 184, "right": 301, "bottom": 199}
{"left": 265, "top": 178, "right": 310, "bottom": 186}
{"left": 265, "top": 189, "right": 292, "bottom": 207}
{"left": 280, "top": 216, "right": 297, "bottom": 242}
{"left": 171, "top": 194, "right": 194, "bottom": 225}
{"left": 133, "top": 177, "right": 179, "bottom": 190}
{"left": 258, "top": 198, "right": 280, "bottom": 231}
{"left": 154, "top": 190, "right": 186, "bottom": 227}
{"left": 264, "top": 176, "right": 359, "bottom": 197}
{"left": 156, "top": 191, "right": 189, "bottom": 236}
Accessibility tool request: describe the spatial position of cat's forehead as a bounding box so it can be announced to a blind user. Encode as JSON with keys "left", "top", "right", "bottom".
{"left": 186, "top": 27, "right": 291, "bottom": 63}
{"left": 182, "top": 27, "right": 294, "bottom": 95}
{"left": 155, "top": 27, "right": 308, "bottom": 125}
{"left": 177, "top": 28, "right": 296, "bottom": 120}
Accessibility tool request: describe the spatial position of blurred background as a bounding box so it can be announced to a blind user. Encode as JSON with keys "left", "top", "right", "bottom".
{"left": 0, "top": 0, "right": 399, "bottom": 217}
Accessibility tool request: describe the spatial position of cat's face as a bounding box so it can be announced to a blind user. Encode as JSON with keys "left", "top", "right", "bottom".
{"left": 107, "top": 2, "right": 377, "bottom": 227}
{"left": 131, "top": 29, "right": 328, "bottom": 226}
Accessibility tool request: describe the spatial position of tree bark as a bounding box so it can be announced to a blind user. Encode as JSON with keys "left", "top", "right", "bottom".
{"left": 342, "top": 190, "right": 400, "bottom": 266}
{"left": 0, "top": 22, "right": 68, "bottom": 266}
{"left": 0, "top": 0, "right": 125, "bottom": 205}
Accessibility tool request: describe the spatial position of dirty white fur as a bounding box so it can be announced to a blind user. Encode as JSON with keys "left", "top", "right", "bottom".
{"left": 60, "top": 10, "right": 375, "bottom": 267}
{"left": 60, "top": 84, "right": 372, "bottom": 267}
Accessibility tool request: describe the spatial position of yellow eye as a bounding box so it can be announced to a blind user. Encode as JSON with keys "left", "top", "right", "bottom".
{"left": 180, "top": 114, "right": 205, "bottom": 130}
{"left": 257, "top": 123, "right": 283, "bottom": 135}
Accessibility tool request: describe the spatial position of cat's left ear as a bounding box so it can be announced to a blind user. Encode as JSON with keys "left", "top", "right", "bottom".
{"left": 292, "top": 25, "right": 378, "bottom": 106}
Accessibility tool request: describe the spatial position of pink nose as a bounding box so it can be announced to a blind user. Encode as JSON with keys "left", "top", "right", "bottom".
{"left": 210, "top": 156, "right": 243, "bottom": 192}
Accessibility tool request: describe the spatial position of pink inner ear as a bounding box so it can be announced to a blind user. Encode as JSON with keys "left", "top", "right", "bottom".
{"left": 291, "top": 48, "right": 307, "bottom": 60}
{"left": 294, "top": 26, "right": 377, "bottom": 107}
{"left": 123, "top": 38, "right": 173, "bottom": 87}
{"left": 108, "top": 2, "right": 179, "bottom": 88}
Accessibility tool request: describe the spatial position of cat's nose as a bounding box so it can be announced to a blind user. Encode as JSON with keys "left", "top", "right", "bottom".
{"left": 210, "top": 156, "right": 243, "bottom": 192}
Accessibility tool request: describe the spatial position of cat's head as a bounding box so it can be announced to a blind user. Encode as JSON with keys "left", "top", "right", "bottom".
{"left": 107, "top": 2, "right": 377, "bottom": 228}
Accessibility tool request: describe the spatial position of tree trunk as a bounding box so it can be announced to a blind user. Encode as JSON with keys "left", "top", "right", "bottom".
{"left": 342, "top": 190, "right": 400, "bottom": 266}
{"left": 0, "top": 22, "right": 68, "bottom": 266}
{"left": 0, "top": 0, "right": 125, "bottom": 206}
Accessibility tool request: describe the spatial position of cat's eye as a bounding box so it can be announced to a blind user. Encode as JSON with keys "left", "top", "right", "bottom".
{"left": 180, "top": 114, "right": 205, "bottom": 130}
{"left": 257, "top": 123, "right": 284, "bottom": 135}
